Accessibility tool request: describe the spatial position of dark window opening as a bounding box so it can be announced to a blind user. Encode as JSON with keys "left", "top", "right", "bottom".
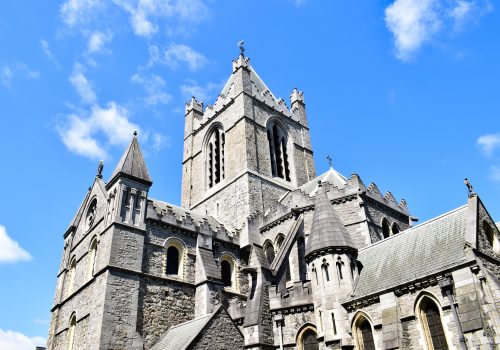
{"left": 392, "top": 223, "right": 400, "bottom": 235}
{"left": 221, "top": 260, "right": 232, "bottom": 287}
{"left": 264, "top": 242, "right": 275, "bottom": 265}
{"left": 382, "top": 218, "right": 391, "bottom": 238}
{"left": 166, "top": 246, "right": 179, "bottom": 275}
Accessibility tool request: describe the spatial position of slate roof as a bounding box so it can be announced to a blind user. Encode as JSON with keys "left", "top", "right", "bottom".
{"left": 151, "top": 310, "right": 216, "bottom": 350}
{"left": 305, "top": 183, "right": 356, "bottom": 258}
{"left": 197, "top": 247, "right": 221, "bottom": 281}
{"left": 348, "top": 205, "right": 474, "bottom": 301}
{"left": 109, "top": 133, "right": 152, "bottom": 186}
{"left": 299, "top": 167, "right": 348, "bottom": 196}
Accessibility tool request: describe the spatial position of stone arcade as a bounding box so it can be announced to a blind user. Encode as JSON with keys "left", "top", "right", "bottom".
{"left": 47, "top": 52, "right": 500, "bottom": 350}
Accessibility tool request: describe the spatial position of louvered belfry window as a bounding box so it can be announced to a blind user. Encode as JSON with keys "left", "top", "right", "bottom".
{"left": 207, "top": 127, "right": 225, "bottom": 188}
{"left": 267, "top": 123, "right": 291, "bottom": 182}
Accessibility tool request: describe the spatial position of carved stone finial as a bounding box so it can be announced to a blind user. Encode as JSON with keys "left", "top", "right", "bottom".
{"left": 97, "top": 160, "right": 104, "bottom": 179}
{"left": 133, "top": 130, "right": 138, "bottom": 136}
{"left": 464, "top": 178, "right": 475, "bottom": 197}
{"left": 326, "top": 155, "right": 333, "bottom": 168}
{"left": 238, "top": 40, "right": 245, "bottom": 56}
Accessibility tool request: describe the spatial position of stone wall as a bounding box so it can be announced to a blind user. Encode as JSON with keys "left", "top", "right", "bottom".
{"left": 137, "top": 276, "right": 196, "bottom": 349}
{"left": 190, "top": 310, "right": 245, "bottom": 350}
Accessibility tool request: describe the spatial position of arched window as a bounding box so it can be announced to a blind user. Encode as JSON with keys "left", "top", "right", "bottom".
{"left": 164, "top": 238, "right": 185, "bottom": 278}
{"left": 221, "top": 260, "right": 232, "bottom": 287}
{"left": 85, "top": 198, "right": 97, "bottom": 231}
{"left": 392, "top": 222, "right": 400, "bottom": 235}
{"left": 417, "top": 296, "right": 448, "bottom": 350}
{"left": 220, "top": 253, "right": 238, "bottom": 291}
{"left": 264, "top": 241, "right": 275, "bottom": 265}
{"left": 483, "top": 221, "right": 500, "bottom": 255}
{"left": 207, "top": 126, "right": 225, "bottom": 188}
{"left": 336, "top": 257, "right": 344, "bottom": 284}
{"left": 66, "top": 257, "right": 76, "bottom": 297}
{"left": 275, "top": 234, "right": 285, "bottom": 250}
{"left": 321, "top": 259, "right": 330, "bottom": 283}
{"left": 67, "top": 313, "right": 76, "bottom": 350}
{"left": 353, "top": 314, "right": 376, "bottom": 350}
{"left": 382, "top": 218, "right": 391, "bottom": 239}
{"left": 87, "top": 237, "right": 97, "bottom": 279}
{"left": 312, "top": 264, "right": 318, "bottom": 285}
{"left": 267, "top": 122, "right": 291, "bottom": 182}
{"left": 166, "top": 246, "right": 179, "bottom": 275}
{"left": 297, "top": 326, "right": 319, "bottom": 350}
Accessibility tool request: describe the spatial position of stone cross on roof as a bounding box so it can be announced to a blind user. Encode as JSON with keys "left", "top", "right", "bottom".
{"left": 326, "top": 155, "right": 333, "bottom": 168}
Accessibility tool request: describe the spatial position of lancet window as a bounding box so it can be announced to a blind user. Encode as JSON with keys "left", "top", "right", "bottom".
{"left": 207, "top": 126, "right": 225, "bottom": 188}
{"left": 267, "top": 122, "right": 291, "bottom": 181}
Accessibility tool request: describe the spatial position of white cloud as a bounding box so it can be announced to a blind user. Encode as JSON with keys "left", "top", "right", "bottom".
{"left": 385, "top": 0, "right": 441, "bottom": 61}
{"left": 385, "top": 0, "right": 493, "bottom": 61}
{"left": 87, "top": 31, "right": 113, "bottom": 54}
{"left": 69, "top": 65, "right": 97, "bottom": 104}
{"left": 60, "top": 0, "right": 104, "bottom": 27}
{"left": 1, "top": 66, "right": 13, "bottom": 87}
{"left": 180, "top": 80, "right": 222, "bottom": 102}
{"left": 477, "top": 133, "right": 500, "bottom": 156}
{"left": 131, "top": 73, "right": 172, "bottom": 105}
{"left": 0, "top": 226, "right": 32, "bottom": 263}
{"left": 41, "top": 39, "right": 61, "bottom": 69}
{"left": 0, "top": 329, "right": 45, "bottom": 350}
{"left": 57, "top": 102, "right": 140, "bottom": 159}
{"left": 162, "top": 44, "right": 208, "bottom": 71}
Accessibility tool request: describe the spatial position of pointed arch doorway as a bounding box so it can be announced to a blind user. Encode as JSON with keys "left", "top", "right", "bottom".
{"left": 297, "top": 325, "right": 319, "bottom": 350}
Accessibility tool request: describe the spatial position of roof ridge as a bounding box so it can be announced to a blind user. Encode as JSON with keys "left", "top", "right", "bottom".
{"left": 358, "top": 204, "right": 468, "bottom": 252}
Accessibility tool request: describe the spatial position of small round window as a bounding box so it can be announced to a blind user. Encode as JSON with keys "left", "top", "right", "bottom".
{"left": 85, "top": 198, "right": 97, "bottom": 231}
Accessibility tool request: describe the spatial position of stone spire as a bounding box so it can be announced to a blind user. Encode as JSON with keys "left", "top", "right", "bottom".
{"left": 305, "top": 182, "right": 356, "bottom": 259}
{"left": 108, "top": 132, "right": 152, "bottom": 187}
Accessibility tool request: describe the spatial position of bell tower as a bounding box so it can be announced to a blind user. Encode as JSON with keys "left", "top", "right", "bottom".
{"left": 181, "top": 52, "right": 316, "bottom": 232}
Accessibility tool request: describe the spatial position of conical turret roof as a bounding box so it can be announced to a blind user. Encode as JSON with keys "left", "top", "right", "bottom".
{"left": 108, "top": 132, "right": 152, "bottom": 187}
{"left": 305, "top": 183, "right": 356, "bottom": 258}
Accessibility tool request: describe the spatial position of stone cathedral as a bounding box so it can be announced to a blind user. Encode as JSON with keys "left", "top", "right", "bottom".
{"left": 47, "top": 52, "right": 500, "bottom": 350}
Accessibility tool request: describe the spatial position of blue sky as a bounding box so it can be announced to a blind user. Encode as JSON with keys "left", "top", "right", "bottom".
{"left": 0, "top": 0, "right": 499, "bottom": 348}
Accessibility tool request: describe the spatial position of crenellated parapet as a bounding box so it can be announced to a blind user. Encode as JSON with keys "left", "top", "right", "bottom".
{"left": 366, "top": 182, "right": 409, "bottom": 214}
{"left": 147, "top": 199, "right": 239, "bottom": 244}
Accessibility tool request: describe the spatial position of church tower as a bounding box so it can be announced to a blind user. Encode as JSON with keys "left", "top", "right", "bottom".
{"left": 305, "top": 182, "right": 358, "bottom": 347}
{"left": 181, "top": 52, "right": 316, "bottom": 233}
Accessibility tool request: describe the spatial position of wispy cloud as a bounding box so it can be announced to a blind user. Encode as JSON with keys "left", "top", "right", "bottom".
{"left": 0, "top": 225, "right": 32, "bottom": 263}
{"left": 0, "top": 67, "right": 13, "bottom": 87}
{"left": 491, "top": 165, "right": 500, "bottom": 183}
{"left": 57, "top": 102, "right": 140, "bottom": 159}
{"left": 152, "top": 132, "right": 170, "bottom": 151}
{"left": 0, "top": 329, "right": 45, "bottom": 350}
{"left": 87, "top": 30, "right": 113, "bottom": 54}
{"left": 41, "top": 39, "right": 61, "bottom": 69}
{"left": 69, "top": 65, "right": 97, "bottom": 105}
{"left": 477, "top": 133, "right": 500, "bottom": 156}
{"left": 385, "top": 0, "right": 493, "bottom": 61}
{"left": 1, "top": 64, "right": 39, "bottom": 88}
{"left": 149, "top": 43, "right": 208, "bottom": 71}
{"left": 180, "top": 80, "right": 222, "bottom": 102}
{"left": 131, "top": 73, "right": 172, "bottom": 105}
{"left": 60, "top": 0, "right": 210, "bottom": 38}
